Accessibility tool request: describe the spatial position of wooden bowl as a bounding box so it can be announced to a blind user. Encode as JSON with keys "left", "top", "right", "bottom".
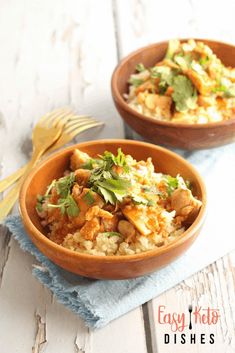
{"left": 111, "top": 39, "right": 235, "bottom": 150}
{"left": 19, "top": 139, "right": 206, "bottom": 279}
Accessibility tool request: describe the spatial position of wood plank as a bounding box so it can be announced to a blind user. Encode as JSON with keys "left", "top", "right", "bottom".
{"left": 114, "top": 0, "right": 235, "bottom": 60}
{"left": 0, "top": 1, "right": 147, "bottom": 352}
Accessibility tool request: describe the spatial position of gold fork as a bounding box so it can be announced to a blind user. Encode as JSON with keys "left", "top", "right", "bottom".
{"left": 0, "top": 108, "right": 75, "bottom": 220}
{"left": 0, "top": 115, "right": 103, "bottom": 192}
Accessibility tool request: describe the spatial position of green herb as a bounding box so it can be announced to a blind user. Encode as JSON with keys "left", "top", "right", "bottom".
{"left": 55, "top": 173, "right": 75, "bottom": 198}
{"left": 101, "top": 148, "right": 130, "bottom": 172}
{"left": 150, "top": 66, "right": 177, "bottom": 94}
{"left": 165, "top": 39, "right": 180, "bottom": 60}
{"left": 132, "top": 193, "right": 156, "bottom": 206}
{"left": 147, "top": 199, "right": 156, "bottom": 206}
{"left": 174, "top": 54, "right": 192, "bottom": 71}
{"left": 36, "top": 195, "right": 44, "bottom": 212}
{"left": 136, "top": 63, "right": 146, "bottom": 72}
{"left": 128, "top": 77, "right": 144, "bottom": 87}
{"left": 172, "top": 75, "right": 198, "bottom": 112}
{"left": 199, "top": 56, "right": 209, "bottom": 67}
{"left": 45, "top": 180, "right": 56, "bottom": 196}
{"left": 95, "top": 185, "right": 116, "bottom": 204}
{"left": 131, "top": 194, "right": 149, "bottom": 205}
{"left": 80, "top": 158, "right": 96, "bottom": 170}
{"left": 95, "top": 178, "right": 131, "bottom": 203}
{"left": 212, "top": 84, "right": 235, "bottom": 98}
{"left": 39, "top": 172, "right": 80, "bottom": 217}
{"left": 48, "top": 194, "right": 80, "bottom": 217}
{"left": 88, "top": 149, "right": 131, "bottom": 205}
{"left": 83, "top": 190, "right": 95, "bottom": 205}
{"left": 101, "top": 232, "right": 121, "bottom": 237}
{"left": 165, "top": 175, "right": 179, "bottom": 195}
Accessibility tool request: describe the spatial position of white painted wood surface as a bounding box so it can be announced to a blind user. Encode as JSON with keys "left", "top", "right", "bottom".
{"left": 0, "top": 1, "right": 234, "bottom": 352}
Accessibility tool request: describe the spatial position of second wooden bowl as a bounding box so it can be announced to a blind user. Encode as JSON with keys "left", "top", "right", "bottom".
{"left": 111, "top": 39, "right": 235, "bottom": 150}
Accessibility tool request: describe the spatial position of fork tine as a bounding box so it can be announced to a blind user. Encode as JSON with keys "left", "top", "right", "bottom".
{"left": 64, "top": 120, "right": 101, "bottom": 133}
{"left": 64, "top": 117, "right": 99, "bottom": 130}
{"left": 38, "top": 108, "right": 71, "bottom": 125}
{"left": 44, "top": 109, "right": 73, "bottom": 128}
{"left": 65, "top": 121, "right": 104, "bottom": 135}
{"left": 51, "top": 112, "right": 77, "bottom": 128}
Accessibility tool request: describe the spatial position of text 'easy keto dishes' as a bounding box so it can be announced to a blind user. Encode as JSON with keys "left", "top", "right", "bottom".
{"left": 37, "top": 148, "right": 202, "bottom": 256}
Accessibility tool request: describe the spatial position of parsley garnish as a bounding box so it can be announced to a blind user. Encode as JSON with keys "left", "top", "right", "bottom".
{"left": 36, "top": 195, "right": 44, "bottom": 212}
{"left": 199, "top": 56, "right": 210, "bottom": 68}
{"left": 165, "top": 39, "right": 180, "bottom": 60}
{"left": 48, "top": 195, "right": 80, "bottom": 217}
{"left": 55, "top": 174, "right": 75, "bottom": 198}
{"left": 101, "top": 232, "right": 121, "bottom": 237}
{"left": 83, "top": 190, "right": 95, "bottom": 205}
{"left": 165, "top": 175, "right": 179, "bottom": 195}
{"left": 128, "top": 77, "right": 144, "bottom": 87}
{"left": 88, "top": 149, "right": 131, "bottom": 204}
{"left": 80, "top": 158, "right": 96, "bottom": 170}
{"left": 39, "top": 173, "right": 80, "bottom": 217}
{"left": 136, "top": 63, "right": 146, "bottom": 72}
{"left": 172, "top": 75, "right": 198, "bottom": 112}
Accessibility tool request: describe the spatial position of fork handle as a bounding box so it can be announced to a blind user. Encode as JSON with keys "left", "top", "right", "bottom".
{"left": 0, "top": 147, "right": 44, "bottom": 193}
{"left": 0, "top": 151, "right": 44, "bottom": 221}
{"left": 0, "top": 181, "right": 22, "bottom": 221}
{"left": 0, "top": 165, "right": 27, "bottom": 192}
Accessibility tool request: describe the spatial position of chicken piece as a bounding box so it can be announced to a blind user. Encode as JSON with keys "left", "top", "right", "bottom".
{"left": 85, "top": 205, "right": 113, "bottom": 221}
{"left": 70, "top": 149, "right": 90, "bottom": 170}
{"left": 74, "top": 169, "right": 91, "bottom": 186}
{"left": 102, "top": 214, "right": 119, "bottom": 232}
{"left": 185, "top": 69, "right": 215, "bottom": 95}
{"left": 171, "top": 188, "right": 202, "bottom": 223}
{"left": 71, "top": 188, "right": 104, "bottom": 228}
{"left": 122, "top": 205, "right": 151, "bottom": 236}
{"left": 80, "top": 217, "right": 100, "bottom": 240}
{"left": 144, "top": 94, "right": 172, "bottom": 117}
{"left": 118, "top": 220, "right": 136, "bottom": 242}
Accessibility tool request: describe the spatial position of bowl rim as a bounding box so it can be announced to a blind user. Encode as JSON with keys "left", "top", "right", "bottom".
{"left": 111, "top": 38, "right": 235, "bottom": 129}
{"left": 19, "top": 139, "right": 207, "bottom": 263}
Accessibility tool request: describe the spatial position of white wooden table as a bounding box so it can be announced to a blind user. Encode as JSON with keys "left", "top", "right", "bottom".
{"left": 0, "top": 1, "right": 234, "bottom": 352}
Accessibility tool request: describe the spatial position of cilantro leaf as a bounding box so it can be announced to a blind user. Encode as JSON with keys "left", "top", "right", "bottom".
{"left": 65, "top": 195, "right": 80, "bottom": 217}
{"left": 132, "top": 194, "right": 149, "bottom": 205}
{"left": 56, "top": 173, "right": 75, "bottom": 198}
{"left": 40, "top": 172, "right": 79, "bottom": 217}
{"left": 165, "top": 39, "right": 180, "bottom": 60}
{"left": 136, "top": 63, "right": 146, "bottom": 72}
{"left": 80, "top": 158, "right": 96, "bottom": 170}
{"left": 150, "top": 66, "right": 177, "bottom": 94}
{"left": 96, "top": 179, "right": 131, "bottom": 203}
{"left": 199, "top": 56, "right": 210, "bottom": 68}
{"left": 101, "top": 232, "right": 121, "bottom": 237}
{"left": 165, "top": 175, "right": 179, "bottom": 195}
{"left": 128, "top": 77, "right": 144, "bottom": 87}
{"left": 174, "top": 54, "right": 192, "bottom": 71}
{"left": 172, "top": 75, "right": 198, "bottom": 112}
{"left": 96, "top": 185, "right": 116, "bottom": 204}
{"left": 47, "top": 195, "right": 80, "bottom": 217}
{"left": 36, "top": 194, "right": 44, "bottom": 212}
{"left": 83, "top": 190, "right": 95, "bottom": 205}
